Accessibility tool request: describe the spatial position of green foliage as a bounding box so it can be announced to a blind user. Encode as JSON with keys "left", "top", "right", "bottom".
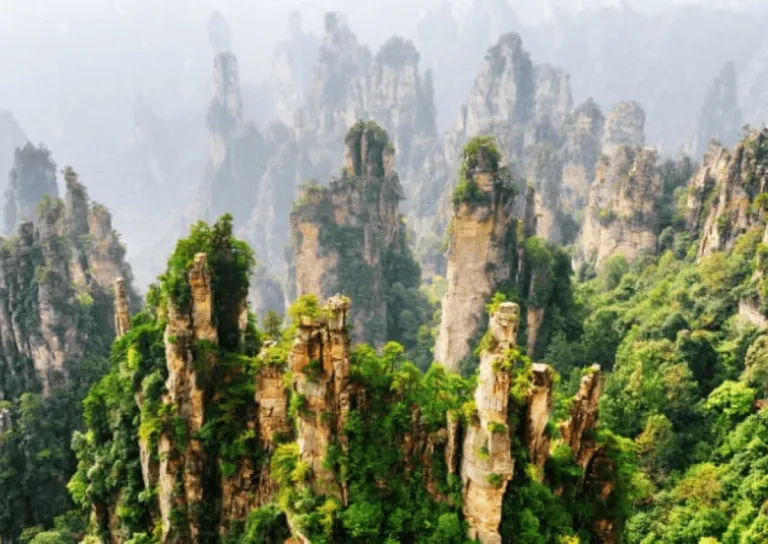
{"left": 161, "top": 214, "right": 255, "bottom": 350}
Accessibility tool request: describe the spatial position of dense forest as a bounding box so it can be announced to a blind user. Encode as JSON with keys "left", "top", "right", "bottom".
{"left": 4, "top": 2, "right": 768, "bottom": 542}
{"left": 2, "top": 124, "right": 768, "bottom": 543}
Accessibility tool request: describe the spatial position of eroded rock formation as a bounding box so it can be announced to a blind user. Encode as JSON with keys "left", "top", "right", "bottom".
{"left": 688, "top": 128, "right": 768, "bottom": 260}
{"left": 577, "top": 146, "right": 661, "bottom": 269}
{"left": 0, "top": 168, "right": 136, "bottom": 398}
{"left": 560, "top": 365, "right": 602, "bottom": 471}
{"left": 290, "top": 295, "right": 351, "bottom": 500}
{"left": 460, "top": 302, "right": 518, "bottom": 544}
{"left": 562, "top": 98, "right": 605, "bottom": 213}
{"left": 3, "top": 143, "right": 57, "bottom": 234}
{"left": 601, "top": 101, "right": 646, "bottom": 155}
{"left": 290, "top": 123, "right": 416, "bottom": 346}
{"left": 434, "top": 143, "right": 518, "bottom": 371}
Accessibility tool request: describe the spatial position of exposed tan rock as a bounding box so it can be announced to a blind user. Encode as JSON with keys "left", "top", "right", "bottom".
{"left": 435, "top": 145, "right": 518, "bottom": 371}
{"left": 290, "top": 124, "right": 409, "bottom": 346}
{"left": 560, "top": 365, "right": 602, "bottom": 471}
{"left": 159, "top": 253, "right": 217, "bottom": 542}
{"left": 0, "top": 170, "right": 136, "bottom": 400}
{"left": 577, "top": 146, "right": 661, "bottom": 270}
{"left": 290, "top": 295, "right": 351, "bottom": 501}
{"left": 255, "top": 354, "right": 291, "bottom": 446}
{"left": 460, "top": 302, "right": 519, "bottom": 544}
{"left": 114, "top": 278, "right": 130, "bottom": 338}
{"left": 445, "top": 412, "right": 461, "bottom": 476}
{"left": 525, "top": 363, "right": 554, "bottom": 472}
{"left": 691, "top": 129, "right": 768, "bottom": 260}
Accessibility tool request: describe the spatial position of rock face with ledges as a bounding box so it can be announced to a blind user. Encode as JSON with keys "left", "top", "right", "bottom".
{"left": 460, "top": 302, "right": 519, "bottom": 544}
{"left": 0, "top": 168, "right": 136, "bottom": 399}
{"left": 434, "top": 143, "right": 518, "bottom": 372}
{"left": 688, "top": 128, "right": 768, "bottom": 261}
{"left": 290, "top": 123, "right": 414, "bottom": 346}
{"left": 577, "top": 146, "right": 661, "bottom": 269}
{"left": 290, "top": 295, "right": 352, "bottom": 501}
{"left": 562, "top": 98, "right": 605, "bottom": 213}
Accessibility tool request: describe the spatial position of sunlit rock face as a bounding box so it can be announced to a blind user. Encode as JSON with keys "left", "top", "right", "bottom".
{"left": 290, "top": 123, "right": 409, "bottom": 346}
{"left": 689, "top": 128, "right": 768, "bottom": 261}
{"left": 434, "top": 144, "right": 518, "bottom": 372}
{"left": 0, "top": 168, "right": 136, "bottom": 399}
{"left": 460, "top": 302, "right": 519, "bottom": 544}
{"left": 577, "top": 145, "right": 661, "bottom": 270}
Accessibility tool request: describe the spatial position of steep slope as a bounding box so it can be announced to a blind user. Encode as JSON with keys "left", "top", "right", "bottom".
{"left": 687, "top": 128, "right": 768, "bottom": 260}
{"left": 70, "top": 219, "right": 627, "bottom": 543}
{"left": 290, "top": 122, "right": 428, "bottom": 349}
{"left": 577, "top": 146, "right": 662, "bottom": 269}
{"left": 0, "top": 166, "right": 138, "bottom": 542}
{"left": 434, "top": 139, "right": 519, "bottom": 371}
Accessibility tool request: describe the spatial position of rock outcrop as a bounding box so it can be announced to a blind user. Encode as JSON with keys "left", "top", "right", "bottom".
{"left": 290, "top": 123, "right": 417, "bottom": 346}
{"left": 601, "top": 101, "right": 646, "bottom": 155}
{"left": 3, "top": 143, "right": 58, "bottom": 234}
{"left": 460, "top": 302, "right": 518, "bottom": 544}
{"left": 561, "top": 99, "right": 605, "bottom": 213}
{"left": 290, "top": 295, "right": 351, "bottom": 500}
{"left": 688, "top": 128, "right": 768, "bottom": 260}
{"left": 0, "top": 168, "right": 136, "bottom": 399}
{"left": 577, "top": 146, "right": 661, "bottom": 269}
{"left": 560, "top": 365, "right": 602, "bottom": 471}
{"left": 158, "top": 252, "right": 216, "bottom": 541}
{"left": 434, "top": 142, "right": 519, "bottom": 371}
{"left": 687, "top": 61, "right": 742, "bottom": 160}
{"left": 526, "top": 363, "right": 555, "bottom": 472}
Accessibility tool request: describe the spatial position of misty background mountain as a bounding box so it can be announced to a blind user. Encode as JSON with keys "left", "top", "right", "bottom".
{"left": 2, "top": 0, "right": 768, "bottom": 295}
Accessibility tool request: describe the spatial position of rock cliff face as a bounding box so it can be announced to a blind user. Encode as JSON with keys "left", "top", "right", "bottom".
{"left": 434, "top": 143, "right": 518, "bottom": 372}
{"left": 3, "top": 143, "right": 58, "bottom": 234}
{"left": 562, "top": 99, "right": 605, "bottom": 213}
{"left": 0, "top": 168, "right": 136, "bottom": 399}
{"left": 290, "top": 295, "right": 351, "bottom": 500}
{"left": 577, "top": 146, "right": 661, "bottom": 269}
{"left": 688, "top": 128, "right": 768, "bottom": 260}
{"left": 290, "top": 123, "right": 414, "bottom": 346}
{"left": 560, "top": 365, "right": 602, "bottom": 471}
{"left": 158, "top": 253, "right": 216, "bottom": 541}
{"left": 601, "top": 101, "right": 646, "bottom": 156}
{"left": 459, "top": 302, "right": 518, "bottom": 544}
{"left": 687, "top": 61, "right": 742, "bottom": 160}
